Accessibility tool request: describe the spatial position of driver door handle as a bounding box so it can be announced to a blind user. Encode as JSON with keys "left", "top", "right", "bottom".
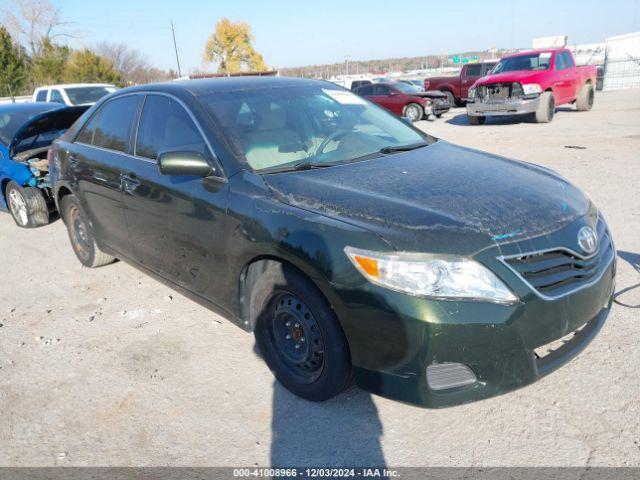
{"left": 122, "top": 173, "right": 140, "bottom": 194}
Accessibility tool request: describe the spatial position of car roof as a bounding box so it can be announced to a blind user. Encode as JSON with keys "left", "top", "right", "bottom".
{"left": 502, "top": 48, "right": 567, "bottom": 59}
{"left": 35, "top": 83, "right": 115, "bottom": 90}
{"left": 0, "top": 102, "right": 64, "bottom": 114}
{"left": 116, "top": 76, "right": 332, "bottom": 98}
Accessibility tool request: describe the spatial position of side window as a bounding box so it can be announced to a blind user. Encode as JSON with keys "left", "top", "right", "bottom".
{"left": 373, "top": 85, "right": 390, "bottom": 95}
{"left": 482, "top": 63, "right": 496, "bottom": 75}
{"left": 75, "top": 113, "right": 99, "bottom": 144}
{"left": 92, "top": 96, "right": 140, "bottom": 152}
{"left": 35, "top": 90, "right": 47, "bottom": 102}
{"left": 50, "top": 89, "right": 65, "bottom": 104}
{"left": 465, "top": 64, "right": 482, "bottom": 77}
{"left": 555, "top": 54, "right": 566, "bottom": 70}
{"left": 136, "top": 95, "right": 209, "bottom": 160}
{"left": 563, "top": 52, "right": 575, "bottom": 68}
{"left": 357, "top": 85, "right": 373, "bottom": 96}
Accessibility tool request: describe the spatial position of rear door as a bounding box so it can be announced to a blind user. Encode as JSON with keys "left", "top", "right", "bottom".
{"left": 460, "top": 64, "right": 482, "bottom": 99}
{"left": 70, "top": 94, "right": 142, "bottom": 254}
{"left": 122, "top": 93, "right": 229, "bottom": 296}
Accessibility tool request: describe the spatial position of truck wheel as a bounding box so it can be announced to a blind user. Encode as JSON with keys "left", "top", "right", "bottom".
{"left": 534, "top": 92, "right": 555, "bottom": 123}
{"left": 5, "top": 181, "right": 49, "bottom": 228}
{"left": 403, "top": 103, "right": 423, "bottom": 122}
{"left": 252, "top": 262, "right": 353, "bottom": 402}
{"left": 576, "top": 84, "right": 594, "bottom": 111}
{"left": 60, "top": 195, "right": 115, "bottom": 268}
{"left": 443, "top": 91, "right": 455, "bottom": 107}
{"left": 468, "top": 115, "right": 486, "bottom": 125}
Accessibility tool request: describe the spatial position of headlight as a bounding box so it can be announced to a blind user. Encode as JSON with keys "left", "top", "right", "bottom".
{"left": 521, "top": 83, "right": 542, "bottom": 95}
{"left": 468, "top": 87, "right": 476, "bottom": 99}
{"left": 344, "top": 247, "right": 517, "bottom": 304}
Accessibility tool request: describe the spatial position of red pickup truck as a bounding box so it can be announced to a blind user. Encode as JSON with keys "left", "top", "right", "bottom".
{"left": 423, "top": 62, "right": 497, "bottom": 106}
{"left": 466, "top": 48, "right": 597, "bottom": 124}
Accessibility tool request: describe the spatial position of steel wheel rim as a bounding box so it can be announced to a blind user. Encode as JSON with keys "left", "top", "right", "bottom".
{"left": 8, "top": 189, "right": 28, "bottom": 226}
{"left": 406, "top": 105, "right": 420, "bottom": 121}
{"left": 68, "top": 205, "right": 91, "bottom": 261}
{"left": 268, "top": 292, "right": 325, "bottom": 383}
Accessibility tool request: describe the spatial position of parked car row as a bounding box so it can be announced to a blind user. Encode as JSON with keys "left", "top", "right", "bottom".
{"left": 0, "top": 76, "right": 614, "bottom": 409}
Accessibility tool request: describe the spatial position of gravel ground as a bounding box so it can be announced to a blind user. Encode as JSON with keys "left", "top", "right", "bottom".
{"left": 0, "top": 89, "right": 638, "bottom": 467}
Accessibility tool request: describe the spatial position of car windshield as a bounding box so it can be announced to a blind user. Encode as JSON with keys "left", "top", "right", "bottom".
{"left": 492, "top": 53, "right": 552, "bottom": 73}
{"left": 64, "top": 86, "right": 114, "bottom": 105}
{"left": 0, "top": 105, "right": 58, "bottom": 145}
{"left": 393, "top": 82, "right": 422, "bottom": 94}
{"left": 201, "top": 84, "right": 431, "bottom": 172}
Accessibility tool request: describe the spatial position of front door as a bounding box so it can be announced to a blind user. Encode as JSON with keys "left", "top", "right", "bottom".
{"left": 121, "top": 93, "right": 229, "bottom": 300}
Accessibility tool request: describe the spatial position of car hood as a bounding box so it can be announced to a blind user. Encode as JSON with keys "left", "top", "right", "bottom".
{"left": 475, "top": 70, "right": 549, "bottom": 87}
{"left": 264, "top": 141, "right": 590, "bottom": 255}
{"left": 9, "top": 105, "right": 89, "bottom": 157}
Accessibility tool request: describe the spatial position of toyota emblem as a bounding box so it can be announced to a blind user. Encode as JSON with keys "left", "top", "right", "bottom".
{"left": 577, "top": 226, "right": 598, "bottom": 255}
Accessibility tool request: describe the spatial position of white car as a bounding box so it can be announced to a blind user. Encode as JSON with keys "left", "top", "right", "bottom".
{"left": 32, "top": 83, "right": 118, "bottom": 106}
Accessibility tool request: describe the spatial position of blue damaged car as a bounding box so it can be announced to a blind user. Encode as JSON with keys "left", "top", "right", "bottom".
{"left": 0, "top": 102, "right": 87, "bottom": 227}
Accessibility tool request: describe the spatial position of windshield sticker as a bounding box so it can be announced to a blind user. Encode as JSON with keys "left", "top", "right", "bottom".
{"left": 323, "top": 89, "right": 366, "bottom": 105}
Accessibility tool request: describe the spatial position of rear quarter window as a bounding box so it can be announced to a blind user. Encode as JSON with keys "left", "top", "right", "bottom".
{"left": 80, "top": 95, "right": 140, "bottom": 152}
{"left": 35, "top": 90, "right": 48, "bottom": 102}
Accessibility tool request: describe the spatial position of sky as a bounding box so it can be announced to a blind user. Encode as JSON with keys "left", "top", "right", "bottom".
{"left": 39, "top": 0, "right": 640, "bottom": 73}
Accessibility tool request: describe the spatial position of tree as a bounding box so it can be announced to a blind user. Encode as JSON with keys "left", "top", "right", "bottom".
{"left": 1, "top": 0, "right": 73, "bottom": 56}
{"left": 27, "top": 37, "right": 70, "bottom": 88}
{"left": 64, "top": 49, "right": 122, "bottom": 85}
{"left": 203, "top": 18, "right": 267, "bottom": 74}
{"left": 0, "top": 25, "right": 27, "bottom": 96}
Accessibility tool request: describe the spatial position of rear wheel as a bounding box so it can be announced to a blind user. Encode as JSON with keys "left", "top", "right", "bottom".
{"left": 468, "top": 115, "right": 486, "bottom": 125}
{"left": 534, "top": 91, "right": 555, "bottom": 123}
{"left": 5, "top": 181, "right": 49, "bottom": 228}
{"left": 576, "top": 84, "right": 594, "bottom": 111}
{"left": 60, "top": 195, "right": 115, "bottom": 268}
{"left": 252, "top": 262, "right": 352, "bottom": 402}
{"left": 442, "top": 91, "right": 455, "bottom": 107}
{"left": 403, "top": 103, "right": 423, "bottom": 122}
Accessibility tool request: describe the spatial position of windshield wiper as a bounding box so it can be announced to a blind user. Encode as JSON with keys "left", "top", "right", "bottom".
{"left": 379, "top": 142, "right": 428, "bottom": 154}
{"left": 260, "top": 160, "right": 332, "bottom": 174}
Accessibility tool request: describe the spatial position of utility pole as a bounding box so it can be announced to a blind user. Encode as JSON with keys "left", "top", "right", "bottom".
{"left": 345, "top": 55, "right": 351, "bottom": 76}
{"left": 171, "top": 20, "right": 182, "bottom": 78}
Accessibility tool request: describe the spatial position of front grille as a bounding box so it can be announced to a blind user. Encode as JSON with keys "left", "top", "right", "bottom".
{"left": 476, "top": 82, "right": 522, "bottom": 102}
{"left": 502, "top": 219, "right": 614, "bottom": 299}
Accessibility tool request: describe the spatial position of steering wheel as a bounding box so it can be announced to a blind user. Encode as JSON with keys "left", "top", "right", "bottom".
{"left": 314, "top": 129, "right": 353, "bottom": 157}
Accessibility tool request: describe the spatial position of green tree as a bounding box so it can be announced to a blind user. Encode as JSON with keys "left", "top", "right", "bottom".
{"left": 202, "top": 18, "right": 267, "bottom": 74}
{"left": 28, "top": 38, "right": 70, "bottom": 88}
{"left": 64, "top": 49, "right": 122, "bottom": 85}
{"left": 0, "top": 25, "right": 27, "bottom": 96}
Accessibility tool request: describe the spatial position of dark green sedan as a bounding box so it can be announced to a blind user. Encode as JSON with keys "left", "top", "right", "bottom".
{"left": 50, "top": 77, "right": 616, "bottom": 407}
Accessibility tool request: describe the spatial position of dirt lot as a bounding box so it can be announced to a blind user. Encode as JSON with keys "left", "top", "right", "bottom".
{"left": 1, "top": 89, "right": 639, "bottom": 467}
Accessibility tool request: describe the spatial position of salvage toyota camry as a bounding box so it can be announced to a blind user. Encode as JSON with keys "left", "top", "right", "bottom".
{"left": 50, "top": 77, "right": 616, "bottom": 407}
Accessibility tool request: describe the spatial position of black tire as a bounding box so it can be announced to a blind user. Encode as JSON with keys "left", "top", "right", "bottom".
{"left": 468, "top": 115, "right": 486, "bottom": 125}
{"left": 403, "top": 103, "right": 423, "bottom": 122}
{"left": 251, "top": 262, "right": 352, "bottom": 402}
{"left": 534, "top": 91, "right": 555, "bottom": 123}
{"left": 442, "top": 90, "right": 455, "bottom": 108}
{"left": 435, "top": 113, "right": 443, "bottom": 118}
{"left": 60, "top": 195, "right": 115, "bottom": 268}
{"left": 576, "top": 83, "right": 594, "bottom": 111}
{"left": 5, "top": 181, "right": 49, "bottom": 228}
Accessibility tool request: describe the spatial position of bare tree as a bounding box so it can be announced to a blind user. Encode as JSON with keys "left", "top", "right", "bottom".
{"left": 95, "top": 42, "right": 148, "bottom": 77}
{"left": 1, "top": 0, "right": 74, "bottom": 56}
{"left": 95, "top": 42, "right": 170, "bottom": 85}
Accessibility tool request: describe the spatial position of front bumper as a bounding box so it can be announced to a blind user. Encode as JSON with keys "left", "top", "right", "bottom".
{"left": 467, "top": 95, "right": 540, "bottom": 117}
{"left": 333, "top": 219, "right": 616, "bottom": 408}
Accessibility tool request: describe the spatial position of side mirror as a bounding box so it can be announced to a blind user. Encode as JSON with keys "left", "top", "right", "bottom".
{"left": 157, "top": 151, "right": 214, "bottom": 177}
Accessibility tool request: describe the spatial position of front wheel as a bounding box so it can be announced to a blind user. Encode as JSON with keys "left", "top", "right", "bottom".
{"left": 5, "top": 181, "right": 49, "bottom": 228}
{"left": 534, "top": 91, "right": 555, "bottom": 123}
{"left": 60, "top": 195, "right": 115, "bottom": 268}
{"left": 403, "top": 103, "right": 423, "bottom": 123}
{"left": 252, "top": 263, "right": 353, "bottom": 402}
